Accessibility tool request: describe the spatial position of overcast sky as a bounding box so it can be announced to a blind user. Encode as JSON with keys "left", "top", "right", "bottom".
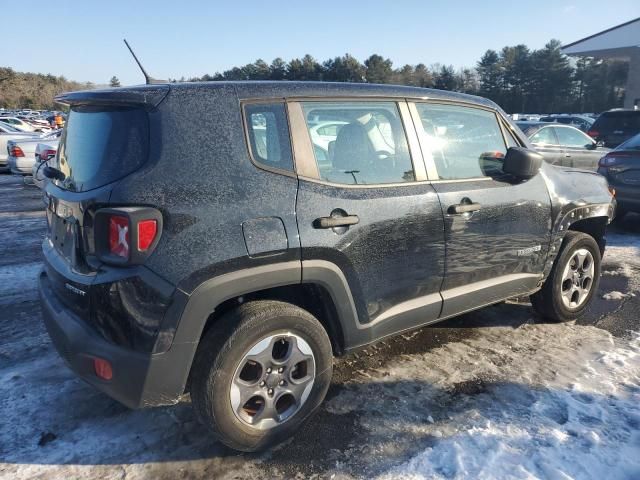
{"left": 5, "top": 0, "right": 639, "bottom": 85}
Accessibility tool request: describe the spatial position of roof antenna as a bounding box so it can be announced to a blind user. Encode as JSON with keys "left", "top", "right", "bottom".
{"left": 123, "top": 39, "right": 165, "bottom": 85}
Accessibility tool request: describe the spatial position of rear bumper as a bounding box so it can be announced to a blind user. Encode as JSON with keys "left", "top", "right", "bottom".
{"left": 610, "top": 184, "right": 640, "bottom": 213}
{"left": 39, "top": 269, "right": 195, "bottom": 409}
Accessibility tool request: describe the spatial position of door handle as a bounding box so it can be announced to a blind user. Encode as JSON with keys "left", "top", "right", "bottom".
{"left": 314, "top": 215, "right": 359, "bottom": 229}
{"left": 448, "top": 202, "right": 481, "bottom": 214}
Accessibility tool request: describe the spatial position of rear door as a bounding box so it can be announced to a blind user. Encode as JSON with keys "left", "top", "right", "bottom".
{"left": 553, "top": 125, "right": 602, "bottom": 171}
{"left": 529, "top": 126, "right": 565, "bottom": 166}
{"left": 410, "top": 102, "right": 552, "bottom": 318}
{"left": 291, "top": 99, "right": 446, "bottom": 342}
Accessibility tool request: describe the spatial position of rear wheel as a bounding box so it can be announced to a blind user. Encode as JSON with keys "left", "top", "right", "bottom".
{"left": 190, "top": 300, "right": 333, "bottom": 452}
{"left": 531, "top": 231, "right": 601, "bottom": 322}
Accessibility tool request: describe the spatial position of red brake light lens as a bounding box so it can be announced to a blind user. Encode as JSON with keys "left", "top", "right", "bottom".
{"left": 137, "top": 219, "right": 157, "bottom": 251}
{"left": 42, "top": 148, "right": 57, "bottom": 160}
{"left": 109, "top": 215, "right": 130, "bottom": 258}
{"left": 587, "top": 130, "right": 599, "bottom": 138}
{"left": 10, "top": 146, "right": 24, "bottom": 157}
{"left": 93, "top": 358, "right": 113, "bottom": 380}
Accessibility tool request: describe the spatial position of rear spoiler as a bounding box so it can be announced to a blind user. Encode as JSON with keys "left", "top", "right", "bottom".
{"left": 54, "top": 85, "right": 170, "bottom": 109}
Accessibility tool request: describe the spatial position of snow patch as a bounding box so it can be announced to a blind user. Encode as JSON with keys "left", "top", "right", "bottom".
{"left": 372, "top": 329, "right": 640, "bottom": 480}
{"left": 602, "top": 291, "right": 636, "bottom": 301}
{"left": 0, "top": 262, "right": 41, "bottom": 305}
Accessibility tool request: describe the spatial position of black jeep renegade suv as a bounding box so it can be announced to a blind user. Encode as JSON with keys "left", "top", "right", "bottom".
{"left": 40, "top": 81, "right": 615, "bottom": 451}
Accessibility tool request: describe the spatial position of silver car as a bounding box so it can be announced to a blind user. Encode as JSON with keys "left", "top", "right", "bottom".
{"left": 0, "top": 122, "right": 39, "bottom": 172}
{"left": 32, "top": 140, "right": 60, "bottom": 189}
{"left": 8, "top": 130, "right": 62, "bottom": 175}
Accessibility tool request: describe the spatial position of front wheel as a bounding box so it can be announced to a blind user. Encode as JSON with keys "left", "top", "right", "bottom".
{"left": 190, "top": 300, "right": 333, "bottom": 452}
{"left": 531, "top": 231, "right": 601, "bottom": 322}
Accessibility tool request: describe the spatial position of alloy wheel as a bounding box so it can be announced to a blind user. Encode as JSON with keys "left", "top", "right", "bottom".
{"left": 560, "top": 248, "right": 595, "bottom": 309}
{"left": 230, "top": 333, "right": 316, "bottom": 430}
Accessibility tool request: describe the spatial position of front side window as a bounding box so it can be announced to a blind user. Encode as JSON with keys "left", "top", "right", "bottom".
{"left": 530, "top": 127, "right": 558, "bottom": 146}
{"left": 244, "top": 103, "right": 294, "bottom": 172}
{"left": 554, "top": 126, "right": 593, "bottom": 148}
{"left": 415, "top": 103, "right": 508, "bottom": 180}
{"left": 301, "top": 101, "right": 414, "bottom": 185}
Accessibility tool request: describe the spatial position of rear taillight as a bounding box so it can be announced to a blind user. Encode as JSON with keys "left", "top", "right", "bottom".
{"left": 93, "top": 358, "right": 113, "bottom": 380}
{"left": 587, "top": 130, "right": 599, "bottom": 138}
{"left": 599, "top": 152, "right": 632, "bottom": 168}
{"left": 9, "top": 146, "right": 24, "bottom": 157}
{"left": 137, "top": 220, "right": 158, "bottom": 251}
{"left": 95, "top": 207, "right": 162, "bottom": 265}
{"left": 41, "top": 148, "right": 57, "bottom": 160}
{"left": 109, "top": 215, "right": 130, "bottom": 259}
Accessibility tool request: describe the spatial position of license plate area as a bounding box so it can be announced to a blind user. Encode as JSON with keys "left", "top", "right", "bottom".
{"left": 47, "top": 207, "right": 79, "bottom": 262}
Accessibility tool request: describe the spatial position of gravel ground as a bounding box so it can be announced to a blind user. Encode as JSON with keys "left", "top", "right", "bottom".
{"left": 0, "top": 174, "right": 638, "bottom": 479}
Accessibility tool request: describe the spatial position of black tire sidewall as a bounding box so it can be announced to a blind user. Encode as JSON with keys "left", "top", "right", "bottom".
{"left": 549, "top": 233, "right": 601, "bottom": 320}
{"left": 193, "top": 302, "right": 333, "bottom": 451}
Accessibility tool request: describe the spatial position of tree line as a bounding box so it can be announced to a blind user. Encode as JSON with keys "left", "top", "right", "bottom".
{"left": 176, "top": 40, "right": 628, "bottom": 114}
{"left": 1, "top": 39, "right": 629, "bottom": 113}
{"left": 0, "top": 67, "right": 92, "bottom": 110}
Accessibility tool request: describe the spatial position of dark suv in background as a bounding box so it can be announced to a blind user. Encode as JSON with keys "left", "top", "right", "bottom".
{"left": 588, "top": 109, "right": 640, "bottom": 148}
{"left": 40, "top": 82, "right": 614, "bottom": 451}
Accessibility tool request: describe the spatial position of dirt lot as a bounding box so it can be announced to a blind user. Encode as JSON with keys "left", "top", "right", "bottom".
{"left": 0, "top": 174, "right": 638, "bottom": 479}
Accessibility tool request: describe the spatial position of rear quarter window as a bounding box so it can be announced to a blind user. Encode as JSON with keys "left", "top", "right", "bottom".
{"left": 244, "top": 103, "right": 294, "bottom": 173}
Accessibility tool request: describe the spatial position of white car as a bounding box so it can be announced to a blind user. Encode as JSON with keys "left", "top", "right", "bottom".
{"left": 308, "top": 121, "right": 348, "bottom": 151}
{"left": 7, "top": 130, "right": 62, "bottom": 175}
{"left": 0, "top": 116, "right": 39, "bottom": 132}
{"left": 0, "top": 122, "right": 39, "bottom": 172}
{"left": 32, "top": 140, "right": 60, "bottom": 189}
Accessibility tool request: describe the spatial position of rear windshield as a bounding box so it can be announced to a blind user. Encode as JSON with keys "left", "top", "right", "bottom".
{"left": 619, "top": 133, "right": 640, "bottom": 150}
{"left": 593, "top": 112, "right": 640, "bottom": 133}
{"left": 53, "top": 106, "right": 149, "bottom": 192}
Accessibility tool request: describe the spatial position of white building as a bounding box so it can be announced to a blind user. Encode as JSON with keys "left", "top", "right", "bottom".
{"left": 562, "top": 17, "right": 640, "bottom": 109}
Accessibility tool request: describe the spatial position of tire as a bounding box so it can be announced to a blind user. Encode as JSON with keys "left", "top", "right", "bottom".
{"left": 190, "top": 300, "right": 333, "bottom": 452}
{"left": 531, "top": 231, "right": 601, "bottom": 322}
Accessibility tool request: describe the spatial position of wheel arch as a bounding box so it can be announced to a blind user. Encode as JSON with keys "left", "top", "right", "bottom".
{"left": 172, "top": 260, "right": 360, "bottom": 394}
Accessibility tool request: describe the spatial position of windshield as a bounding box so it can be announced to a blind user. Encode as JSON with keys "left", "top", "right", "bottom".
{"left": 618, "top": 133, "right": 640, "bottom": 150}
{"left": 54, "top": 106, "right": 149, "bottom": 192}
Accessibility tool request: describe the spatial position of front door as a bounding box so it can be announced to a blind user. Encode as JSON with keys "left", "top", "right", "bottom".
{"left": 291, "top": 100, "right": 446, "bottom": 344}
{"left": 411, "top": 102, "right": 552, "bottom": 318}
{"left": 529, "top": 125, "right": 566, "bottom": 167}
{"left": 553, "top": 125, "right": 604, "bottom": 171}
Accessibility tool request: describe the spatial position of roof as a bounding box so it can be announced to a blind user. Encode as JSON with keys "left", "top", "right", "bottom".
{"left": 562, "top": 17, "right": 640, "bottom": 58}
{"left": 57, "top": 81, "right": 498, "bottom": 110}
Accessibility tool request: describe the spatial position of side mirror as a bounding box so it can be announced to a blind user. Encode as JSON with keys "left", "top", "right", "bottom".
{"left": 503, "top": 147, "right": 543, "bottom": 179}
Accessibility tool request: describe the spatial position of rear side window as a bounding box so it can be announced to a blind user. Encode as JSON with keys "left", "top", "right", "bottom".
{"left": 415, "top": 103, "right": 508, "bottom": 180}
{"left": 530, "top": 127, "right": 558, "bottom": 145}
{"left": 244, "top": 103, "right": 294, "bottom": 172}
{"left": 301, "top": 101, "right": 414, "bottom": 185}
{"left": 54, "top": 106, "right": 149, "bottom": 192}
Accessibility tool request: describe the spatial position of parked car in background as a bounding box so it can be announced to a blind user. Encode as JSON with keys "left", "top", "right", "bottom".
{"left": 32, "top": 140, "right": 60, "bottom": 189}
{"left": 7, "top": 130, "right": 62, "bottom": 175}
{"left": 0, "top": 116, "right": 39, "bottom": 132}
{"left": 539, "top": 114, "right": 594, "bottom": 133}
{"left": 598, "top": 133, "right": 640, "bottom": 217}
{"left": 516, "top": 121, "right": 609, "bottom": 170}
{"left": 588, "top": 109, "right": 640, "bottom": 148}
{"left": 0, "top": 122, "right": 39, "bottom": 172}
